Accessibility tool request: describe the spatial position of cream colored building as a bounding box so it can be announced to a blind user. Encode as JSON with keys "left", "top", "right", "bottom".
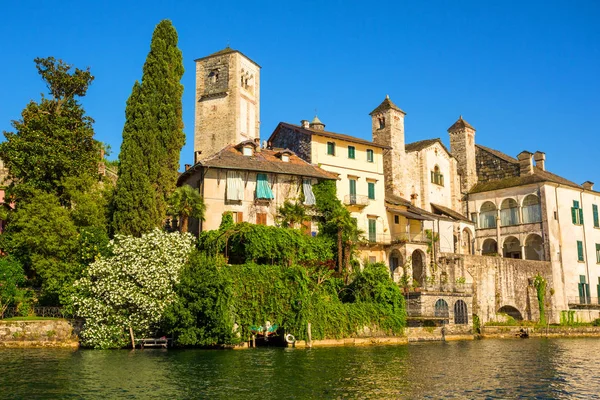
{"left": 177, "top": 140, "right": 336, "bottom": 234}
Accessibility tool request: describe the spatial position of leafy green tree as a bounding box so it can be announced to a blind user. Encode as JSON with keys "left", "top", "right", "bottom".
{"left": 1, "top": 190, "right": 80, "bottom": 304}
{"left": 112, "top": 20, "right": 185, "bottom": 236}
{"left": 168, "top": 185, "right": 206, "bottom": 233}
{"left": 0, "top": 257, "right": 28, "bottom": 318}
{"left": 0, "top": 57, "right": 99, "bottom": 203}
{"left": 277, "top": 200, "right": 310, "bottom": 229}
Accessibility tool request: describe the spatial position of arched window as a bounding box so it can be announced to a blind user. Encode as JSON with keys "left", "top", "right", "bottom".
{"left": 462, "top": 228, "right": 473, "bottom": 255}
{"left": 479, "top": 202, "right": 497, "bottom": 229}
{"left": 435, "top": 299, "right": 449, "bottom": 320}
{"left": 378, "top": 116, "right": 385, "bottom": 129}
{"left": 502, "top": 236, "right": 521, "bottom": 259}
{"left": 500, "top": 198, "right": 519, "bottom": 226}
{"left": 208, "top": 69, "right": 219, "bottom": 83}
{"left": 431, "top": 165, "right": 444, "bottom": 186}
{"left": 454, "top": 300, "right": 468, "bottom": 324}
{"left": 482, "top": 238, "right": 498, "bottom": 256}
{"left": 525, "top": 234, "right": 544, "bottom": 260}
{"left": 522, "top": 195, "right": 542, "bottom": 223}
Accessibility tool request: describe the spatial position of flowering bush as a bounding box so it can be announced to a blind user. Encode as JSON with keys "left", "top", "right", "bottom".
{"left": 73, "top": 229, "right": 195, "bottom": 349}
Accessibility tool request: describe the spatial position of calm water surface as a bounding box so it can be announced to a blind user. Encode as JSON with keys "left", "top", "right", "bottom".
{"left": 1, "top": 338, "right": 600, "bottom": 399}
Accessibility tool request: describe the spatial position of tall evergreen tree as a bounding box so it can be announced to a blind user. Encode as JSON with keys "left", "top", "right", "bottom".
{"left": 112, "top": 20, "right": 185, "bottom": 236}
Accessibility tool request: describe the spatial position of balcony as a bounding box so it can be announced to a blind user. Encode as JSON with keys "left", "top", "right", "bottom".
{"left": 343, "top": 194, "right": 369, "bottom": 207}
{"left": 567, "top": 296, "right": 600, "bottom": 309}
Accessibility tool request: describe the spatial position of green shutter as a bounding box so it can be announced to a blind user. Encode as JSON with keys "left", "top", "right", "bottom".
{"left": 594, "top": 205, "right": 599, "bottom": 228}
{"left": 572, "top": 207, "right": 578, "bottom": 224}
{"left": 367, "top": 149, "right": 373, "bottom": 162}
{"left": 574, "top": 200, "right": 580, "bottom": 208}
{"left": 368, "top": 182, "right": 375, "bottom": 200}
{"left": 577, "top": 241, "right": 584, "bottom": 261}
{"left": 597, "top": 243, "right": 600, "bottom": 263}
{"left": 368, "top": 219, "right": 376, "bottom": 242}
{"left": 349, "top": 179, "right": 356, "bottom": 196}
{"left": 579, "top": 208, "right": 584, "bottom": 224}
{"left": 327, "top": 142, "right": 335, "bottom": 155}
{"left": 348, "top": 146, "right": 355, "bottom": 159}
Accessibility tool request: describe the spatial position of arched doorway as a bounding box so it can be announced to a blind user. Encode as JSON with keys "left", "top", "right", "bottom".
{"left": 462, "top": 228, "right": 473, "bottom": 255}
{"left": 435, "top": 299, "right": 449, "bottom": 321}
{"left": 389, "top": 250, "right": 403, "bottom": 281}
{"left": 482, "top": 238, "right": 498, "bottom": 256}
{"left": 454, "top": 300, "right": 468, "bottom": 324}
{"left": 498, "top": 305, "right": 523, "bottom": 320}
{"left": 502, "top": 236, "right": 521, "bottom": 259}
{"left": 412, "top": 250, "right": 425, "bottom": 287}
{"left": 525, "top": 234, "right": 544, "bottom": 260}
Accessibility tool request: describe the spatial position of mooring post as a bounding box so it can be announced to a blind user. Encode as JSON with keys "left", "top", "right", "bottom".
{"left": 129, "top": 326, "right": 135, "bottom": 349}
{"left": 307, "top": 322, "right": 312, "bottom": 348}
{"left": 252, "top": 334, "right": 256, "bottom": 348}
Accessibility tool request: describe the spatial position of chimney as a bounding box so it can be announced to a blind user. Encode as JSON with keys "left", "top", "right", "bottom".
{"left": 533, "top": 151, "right": 546, "bottom": 171}
{"left": 185, "top": 164, "right": 191, "bottom": 171}
{"left": 583, "top": 181, "right": 594, "bottom": 190}
{"left": 517, "top": 151, "right": 534, "bottom": 176}
{"left": 301, "top": 120, "right": 309, "bottom": 129}
{"left": 254, "top": 137, "right": 261, "bottom": 152}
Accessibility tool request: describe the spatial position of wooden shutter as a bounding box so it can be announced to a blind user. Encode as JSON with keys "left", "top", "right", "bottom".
{"left": 237, "top": 212, "right": 244, "bottom": 223}
{"left": 301, "top": 220, "right": 312, "bottom": 235}
{"left": 594, "top": 205, "right": 599, "bottom": 227}
{"left": 572, "top": 207, "right": 578, "bottom": 224}
{"left": 256, "top": 213, "right": 267, "bottom": 225}
{"left": 579, "top": 208, "right": 584, "bottom": 224}
{"left": 577, "top": 241, "right": 584, "bottom": 261}
{"left": 368, "top": 182, "right": 375, "bottom": 200}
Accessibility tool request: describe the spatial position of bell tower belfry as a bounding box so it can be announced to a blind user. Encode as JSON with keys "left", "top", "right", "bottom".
{"left": 194, "top": 47, "right": 261, "bottom": 160}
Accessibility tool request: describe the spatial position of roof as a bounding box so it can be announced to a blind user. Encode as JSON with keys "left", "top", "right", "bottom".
{"left": 447, "top": 116, "right": 475, "bottom": 132}
{"left": 194, "top": 46, "right": 261, "bottom": 67}
{"left": 405, "top": 138, "right": 452, "bottom": 156}
{"left": 177, "top": 144, "right": 338, "bottom": 185}
{"left": 369, "top": 95, "right": 406, "bottom": 116}
{"left": 384, "top": 192, "right": 436, "bottom": 221}
{"left": 271, "top": 122, "right": 392, "bottom": 149}
{"left": 470, "top": 145, "right": 588, "bottom": 193}
{"left": 430, "top": 203, "right": 470, "bottom": 222}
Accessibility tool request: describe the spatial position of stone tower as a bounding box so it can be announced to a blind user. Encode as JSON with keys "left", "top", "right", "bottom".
{"left": 370, "top": 95, "right": 406, "bottom": 197}
{"left": 448, "top": 116, "right": 477, "bottom": 193}
{"left": 194, "top": 47, "right": 261, "bottom": 160}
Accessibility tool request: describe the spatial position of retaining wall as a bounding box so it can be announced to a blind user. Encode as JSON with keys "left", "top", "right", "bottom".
{"left": 0, "top": 319, "right": 79, "bottom": 348}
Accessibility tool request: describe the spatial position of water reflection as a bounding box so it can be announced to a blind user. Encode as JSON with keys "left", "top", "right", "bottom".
{"left": 1, "top": 339, "right": 599, "bottom": 399}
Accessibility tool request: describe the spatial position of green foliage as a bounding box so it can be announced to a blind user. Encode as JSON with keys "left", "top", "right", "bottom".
{"left": 533, "top": 274, "right": 547, "bottom": 326}
{"left": 0, "top": 57, "right": 99, "bottom": 202}
{"left": 112, "top": 20, "right": 184, "bottom": 236}
{"left": 167, "top": 185, "right": 206, "bottom": 232}
{"left": 560, "top": 310, "right": 577, "bottom": 326}
{"left": 592, "top": 318, "right": 600, "bottom": 327}
{"left": 164, "top": 256, "right": 406, "bottom": 346}
{"left": 473, "top": 314, "right": 481, "bottom": 334}
{"left": 277, "top": 200, "right": 310, "bottom": 229}
{"left": 0, "top": 257, "right": 30, "bottom": 318}
{"left": 1, "top": 190, "right": 80, "bottom": 305}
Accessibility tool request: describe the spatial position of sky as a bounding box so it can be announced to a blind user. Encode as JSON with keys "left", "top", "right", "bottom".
{"left": 1, "top": 0, "right": 599, "bottom": 185}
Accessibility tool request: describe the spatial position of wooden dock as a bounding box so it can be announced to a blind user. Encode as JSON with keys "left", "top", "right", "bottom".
{"left": 135, "top": 338, "right": 172, "bottom": 349}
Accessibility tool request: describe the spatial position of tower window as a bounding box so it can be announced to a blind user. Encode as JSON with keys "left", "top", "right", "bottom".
{"left": 378, "top": 116, "right": 385, "bottom": 129}
{"left": 208, "top": 69, "right": 219, "bottom": 83}
{"left": 431, "top": 165, "right": 444, "bottom": 186}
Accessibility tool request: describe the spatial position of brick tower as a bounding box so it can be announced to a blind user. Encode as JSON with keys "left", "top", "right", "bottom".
{"left": 448, "top": 116, "right": 477, "bottom": 193}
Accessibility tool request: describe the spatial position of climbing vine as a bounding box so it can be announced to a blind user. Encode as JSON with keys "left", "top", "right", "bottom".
{"left": 532, "top": 273, "right": 547, "bottom": 326}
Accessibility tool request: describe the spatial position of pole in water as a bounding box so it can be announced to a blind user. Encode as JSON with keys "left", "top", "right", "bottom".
{"left": 252, "top": 334, "right": 256, "bottom": 348}
{"left": 307, "top": 322, "right": 312, "bottom": 348}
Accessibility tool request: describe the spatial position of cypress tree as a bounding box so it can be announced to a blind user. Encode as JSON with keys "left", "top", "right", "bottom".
{"left": 112, "top": 20, "right": 185, "bottom": 236}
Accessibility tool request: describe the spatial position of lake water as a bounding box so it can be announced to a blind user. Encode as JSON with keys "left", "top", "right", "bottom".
{"left": 1, "top": 338, "right": 599, "bottom": 399}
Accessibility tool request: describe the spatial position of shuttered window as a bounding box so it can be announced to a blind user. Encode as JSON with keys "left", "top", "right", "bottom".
{"left": 327, "top": 142, "right": 335, "bottom": 155}
{"left": 368, "top": 182, "right": 375, "bottom": 200}
{"left": 596, "top": 243, "right": 600, "bottom": 263}
{"left": 368, "top": 219, "right": 377, "bottom": 242}
{"left": 348, "top": 146, "right": 355, "bottom": 159}
{"left": 366, "top": 149, "right": 374, "bottom": 162}
{"left": 594, "top": 204, "right": 599, "bottom": 228}
{"left": 579, "top": 275, "right": 591, "bottom": 304}
{"left": 577, "top": 240, "right": 584, "bottom": 261}
{"left": 572, "top": 200, "right": 583, "bottom": 225}
{"left": 256, "top": 213, "right": 267, "bottom": 225}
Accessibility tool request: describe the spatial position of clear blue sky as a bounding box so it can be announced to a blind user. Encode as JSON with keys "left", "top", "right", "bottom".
{"left": 1, "top": 1, "right": 599, "bottom": 185}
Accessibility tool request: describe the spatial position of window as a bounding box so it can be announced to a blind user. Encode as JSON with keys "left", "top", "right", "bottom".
{"left": 431, "top": 165, "right": 444, "bottom": 186}
{"left": 226, "top": 171, "right": 244, "bottom": 201}
{"left": 368, "top": 218, "right": 377, "bottom": 242}
{"left": 596, "top": 244, "right": 600, "bottom": 263}
{"left": 348, "top": 146, "right": 355, "bottom": 159}
{"left": 594, "top": 204, "right": 599, "bottom": 228}
{"left": 577, "top": 240, "right": 584, "bottom": 262}
{"left": 327, "top": 142, "right": 335, "bottom": 156}
{"left": 368, "top": 256, "right": 376, "bottom": 264}
{"left": 394, "top": 215, "right": 399, "bottom": 224}
{"left": 349, "top": 179, "right": 357, "bottom": 204}
{"left": 434, "top": 299, "right": 449, "bottom": 321}
{"left": 479, "top": 202, "right": 497, "bottom": 229}
{"left": 368, "top": 182, "right": 375, "bottom": 200}
{"left": 256, "top": 173, "right": 274, "bottom": 200}
{"left": 500, "top": 198, "right": 519, "bottom": 226}
{"left": 256, "top": 212, "right": 267, "bottom": 225}
{"left": 470, "top": 213, "right": 478, "bottom": 227}
{"left": 454, "top": 300, "right": 468, "bottom": 325}
{"left": 378, "top": 116, "right": 385, "bottom": 129}
{"left": 242, "top": 146, "right": 253, "bottom": 156}
{"left": 366, "top": 149, "right": 374, "bottom": 163}
{"left": 302, "top": 179, "right": 316, "bottom": 206}
{"left": 230, "top": 211, "right": 243, "bottom": 223}
{"left": 572, "top": 200, "right": 584, "bottom": 225}
{"left": 579, "top": 275, "right": 591, "bottom": 304}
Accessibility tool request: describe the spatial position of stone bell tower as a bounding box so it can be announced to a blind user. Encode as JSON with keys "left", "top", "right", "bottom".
{"left": 370, "top": 95, "right": 407, "bottom": 197}
{"left": 194, "top": 47, "right": 261, "bottom": 161}
{"left": 448, "top": 116, "right": 477, "bottom": 193}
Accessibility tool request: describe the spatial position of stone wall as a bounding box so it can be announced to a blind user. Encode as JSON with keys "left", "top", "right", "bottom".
{"left": 269, "top": 125, "right": 312, "bottom": 163}
{"left": 475, "top": 147, "right": 519, "bottom": 182}
{"left": 0, "top": 319, "right": 79, "bottom": 348}
{"left": 442, "top": 253, "right": 553, "bottom": 324}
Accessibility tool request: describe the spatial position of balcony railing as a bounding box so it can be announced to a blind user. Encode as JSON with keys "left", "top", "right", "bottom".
{"left": 365, "top": 232, "right": 426, "bottom": 245}
{"left": 1, "top": 306, "right": 66, "bottom": 319}
{"left": 567, "top": 296, "right": 600, "bottom": 308}
{"left": 418, "top": 282, "right": 473, "bottom": 294}
{"left": 343, "top": 194, "right": 370, "bottom": 207}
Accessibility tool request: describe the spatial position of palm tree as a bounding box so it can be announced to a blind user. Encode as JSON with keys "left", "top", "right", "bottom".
{"left": 167, "top": 185, "right": 206, "bottom": 233}
{"left": 277, "top": 200, "right": 310, "bottom": 229}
